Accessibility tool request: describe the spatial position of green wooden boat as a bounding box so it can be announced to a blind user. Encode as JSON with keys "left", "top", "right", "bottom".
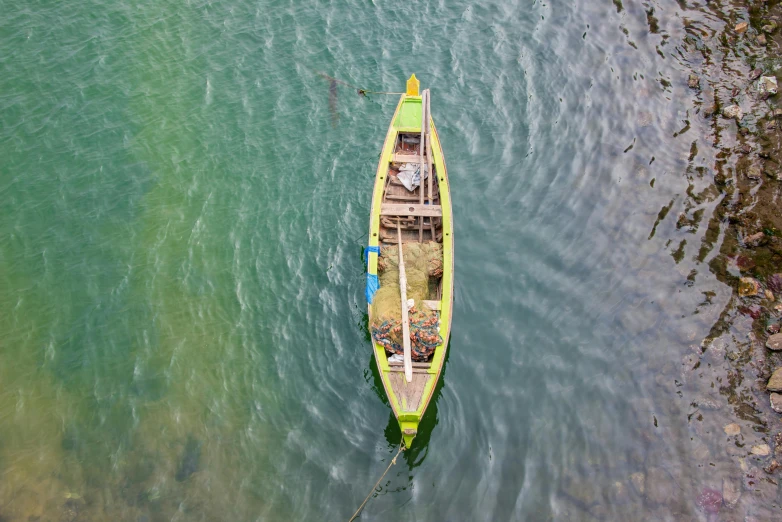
{"left": 365, "top": 75, "right": 454, "bottom": 448}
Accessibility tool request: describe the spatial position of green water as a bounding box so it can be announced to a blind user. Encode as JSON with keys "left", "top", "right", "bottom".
{"left": 2, "top": 0, "right": 779, "bottom": 520}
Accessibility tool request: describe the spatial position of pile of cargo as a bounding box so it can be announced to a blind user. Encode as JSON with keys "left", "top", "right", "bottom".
{"left": 370, "top": 242, "right": 443, "bottom": 361}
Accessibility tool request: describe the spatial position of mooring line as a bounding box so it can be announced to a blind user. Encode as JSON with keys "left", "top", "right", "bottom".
{"left": 347, "top": 441, "right": 405, "bottom": 522}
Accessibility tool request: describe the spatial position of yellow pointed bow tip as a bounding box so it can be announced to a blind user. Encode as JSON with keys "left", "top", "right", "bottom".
{"left": 406, "top": 74, "right": 420, "bottom": 96}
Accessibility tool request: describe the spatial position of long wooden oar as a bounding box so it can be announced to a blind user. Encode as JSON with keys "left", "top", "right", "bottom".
{"left": 397, "top": 223, "right": 413, "bottom": 382}
{"left": 424, "top": 89, "right": 435, "bottom": 241}
{"left": 418, "top": 90, "right": 427, "bottom": 242}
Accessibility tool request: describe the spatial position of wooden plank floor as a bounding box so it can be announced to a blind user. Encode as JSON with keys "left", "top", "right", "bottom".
{"left": 388, "top": 371, "right": 431, "bottom": 412}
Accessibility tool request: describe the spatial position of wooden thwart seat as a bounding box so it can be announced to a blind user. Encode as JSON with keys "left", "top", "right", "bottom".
{"left": 388, "top": 361, "right": 431, "bottom": 368}
{"left": 381, "top": 203, "right": 442, "bottom": 217}
{"left": 391, "top": 153, "right": 423, "bottom": 164}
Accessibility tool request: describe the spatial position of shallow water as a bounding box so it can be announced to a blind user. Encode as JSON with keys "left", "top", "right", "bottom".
{"left": 1, "top": 0, "right": 780, "bottom": 520}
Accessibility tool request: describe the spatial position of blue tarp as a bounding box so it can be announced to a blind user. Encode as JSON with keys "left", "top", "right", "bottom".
{"left": 364, "top": 246, "right": 380, "bottom": 304}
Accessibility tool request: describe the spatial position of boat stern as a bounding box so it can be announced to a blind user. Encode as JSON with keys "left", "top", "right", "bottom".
{"left": 400, "top": 418, "right": 418, "bottom": 448}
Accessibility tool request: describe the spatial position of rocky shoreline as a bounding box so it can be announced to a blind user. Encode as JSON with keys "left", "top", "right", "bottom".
{"left": 556, "top": 1, "right": 782, "bottom": 520}
{"left": 694, "top": 0, "right": 782, "bottom": 471}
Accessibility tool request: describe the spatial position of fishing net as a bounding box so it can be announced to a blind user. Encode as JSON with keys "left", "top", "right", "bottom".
{"left": 370, "top": 242, "right": 444, "bottom": 361}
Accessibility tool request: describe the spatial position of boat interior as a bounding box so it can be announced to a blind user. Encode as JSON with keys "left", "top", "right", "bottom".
{"left": 379, "top": 131, "right": 444, "bottom": 307}
{"left": 378, "top": 128, "right": 444, "bottom": 378}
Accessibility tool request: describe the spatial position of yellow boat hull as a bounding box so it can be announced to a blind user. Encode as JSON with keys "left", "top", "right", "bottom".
{"left": 366, "top": 77, "right": 454, "bottom": 448}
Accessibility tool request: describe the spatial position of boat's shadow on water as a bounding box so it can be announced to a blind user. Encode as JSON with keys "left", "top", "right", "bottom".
{"left": 364, "top": 319, "right": 452, "bottom": 470}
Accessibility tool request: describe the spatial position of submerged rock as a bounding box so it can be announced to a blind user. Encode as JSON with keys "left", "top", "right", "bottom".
{"left": 688, "top": 74, "right": 700, "bottom": 89}
{"left": 609, "top": 481, "right": 630, "bottom": 504}
{"left": 724, "top": 423, "right": 741, "bottom": 436}
{"left": 767, "top": 333, "right": 782, "bottom": 351}
{"left": 646, "top": 467, "right": 674, "bottom": 505}
{"left": 696, "top": 396, "right": 722, "bottom": 410}
{"left": 637, "top": 111, "right": 653, "bottom": 127}
{"left": 743, "top": 466, "right": 762, "bottom": 491}
{"left": 763, "top": 459, "right": 780, "bottom": 474}
{"left": 722, "top": 104, "right": 743, "bottom": 120}
{"left": 758, "top": 34, "right": 767, "bottom": 45}
{"left": 735, "top": 22, "right": 749, "bottom": 34}
{"left": 770, "top": 393, "right": 782, "bottom": 413}
{"left": 691, "top": 437, "right": 710, "bottom": 460}
{"left": 750, "top": 68, "right": 763, "bottom": 81}
{"left": 738, "top": 277, "right": 760, "bottom": 297}
{"left": 175, "top": 435, "right": 202, "bottom": 482}
{"left": 723, "top": 477, "right": 741, "bottom": 508}
{"left": 630, "top": 472, "right": 645, "bottom": 495}
{"left": 696, "top": 487, "right": 722, "bottom": 514}
{"left": 768, "top": 368, "right": 782, "bottom": 392}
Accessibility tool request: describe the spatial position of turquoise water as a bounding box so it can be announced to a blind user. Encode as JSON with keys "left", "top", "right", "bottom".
{"left": 1, "top": 0, "right": 777, "bottom": 520}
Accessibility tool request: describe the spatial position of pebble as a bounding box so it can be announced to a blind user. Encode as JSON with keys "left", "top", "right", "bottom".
{"left": 763, "top": 459, "right": 780, "bottom": 474}
{"left": 688, "top": 74, "right": 700, "bottom": 89}
{"left": 762, "top": 21, "right": 778, "bottom": 34}
{"left": 757, "top": 34, "right": 767, "bottom": 45}
{"left": 723, "top": 477, "right": 741, "bottom": 508}
{"left": 746, "top": 165, "right": 762, "bottom": 180}
{"left": 768, "top": 323, "right": 780, "bottom": 335}
{"left": 770, "top": 393, "right": 782, "bottom": 413}
{"left": 769, "top": 368, "right": 782, "bottom": 392}
{"left": 751, "top": 444, "right": 771, "bottom": 456}
{"left": 767, "top": 333, "right": 782, "bottom": 351}
{"left": 744, "top": 231, "right": 764, "bottom": 246}
{"left": 722, "top": 104, "right": 743, "bottom": 120}
{"left": 735, "top": 22, "right": 749, "bottom": 34}
{"left": 774, "top": 109, "right": 782, "bottom": 118}
{"left": 749, "top": 68, "right": 763, "bottom": 81}
{"left": 738, "top": 277, "right": 760, "bottom": 296}
{"left": 758, "top": 76, "right": 778, "bottom": 96}
{"left": 765, "top": 289, "right": 774, "bottom": 300}
{"left": 724, "top": 423, "right": 741, "bottom": 436}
